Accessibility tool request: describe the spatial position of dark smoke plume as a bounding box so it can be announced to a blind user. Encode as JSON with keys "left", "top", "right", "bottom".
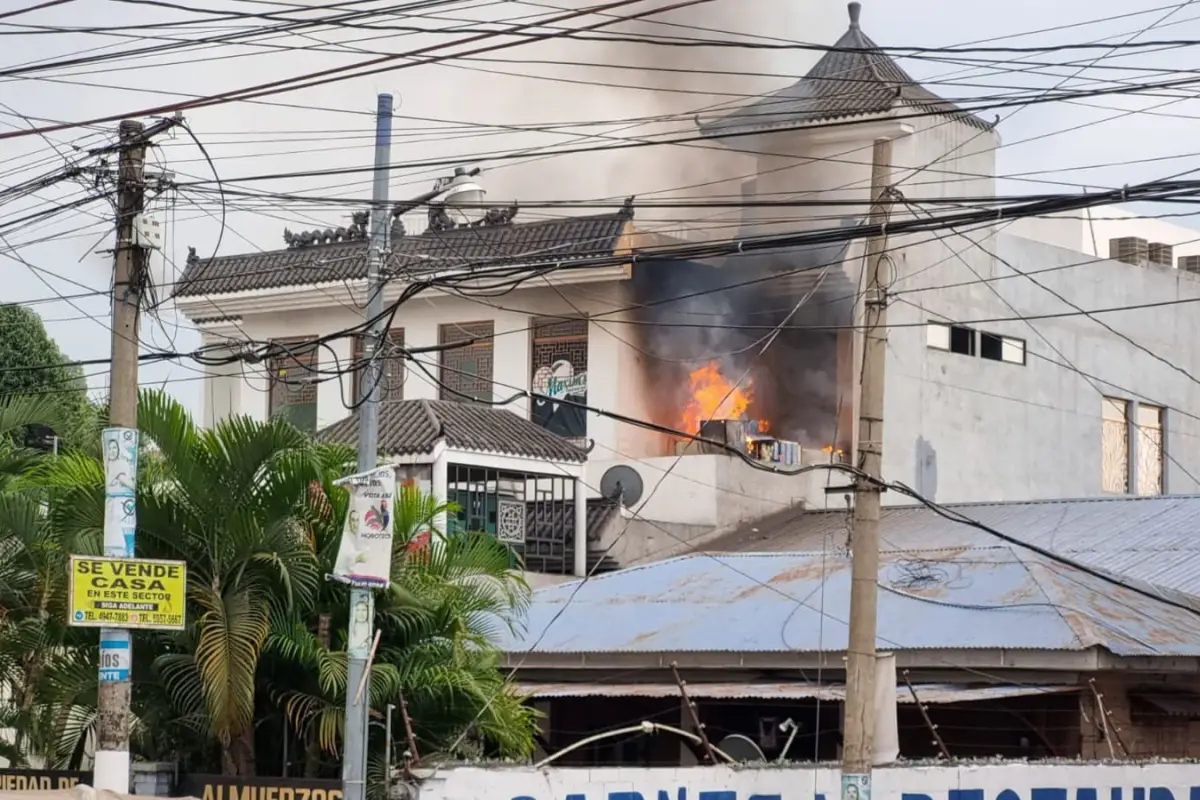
{"left": 632, "top": 226, "right": 860, "bottom": 451}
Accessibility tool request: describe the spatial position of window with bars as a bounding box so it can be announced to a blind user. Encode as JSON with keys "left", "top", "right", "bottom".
{"left": 268, "top": 337, "right": 319, "bottom": 432}
{"left": 1101, "top": 397, "right": 1129, "bottom": 494}
{"left": 352, "top": 328, "right": 405, "bottom": 404}
{"left": 439, "top": 321, "right": 494, "bottom": 402}
{"left": 1101, "top": 396, "right": 1166, "bottom": 496}
{"left": 1136, "top": 402, "right": 1165, "bottom": 496}
{"left": 530, "top": 316, "right": 588, "bottom": 438}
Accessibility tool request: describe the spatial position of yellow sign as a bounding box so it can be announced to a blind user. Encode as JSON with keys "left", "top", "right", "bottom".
{"left": 68, "top": 555, "right": 187, "bottom": 630}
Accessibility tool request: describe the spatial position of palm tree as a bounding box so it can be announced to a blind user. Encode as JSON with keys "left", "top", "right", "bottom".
{"left": 265, "top": 481, "right": 537, "bottom": 784}
{"left": 0, "top": 394, "right": 100, "bottom": 768}
{"left": 0, "top": 389, "right": 537, "bottom": 777}
{"left": 132, "top": 390, "right": 342, "bottom": 776}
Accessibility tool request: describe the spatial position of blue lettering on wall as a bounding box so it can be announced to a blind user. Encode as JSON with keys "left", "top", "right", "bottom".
{"left": 515, "top": 784, "right": 1200, "bottom": 800}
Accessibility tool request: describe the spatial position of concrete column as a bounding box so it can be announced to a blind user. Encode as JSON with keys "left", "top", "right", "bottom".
{"left": 318, "top": 336, "right": 352, "bottom": 429}
{"left": 573, "top": 477, "right": 587, "bottom": 577}
{"left": 1127, "top": 399, "right": 1140, "bottom": 495}
{"left": 432, "top": 447, "right": 449, "bottom": 537}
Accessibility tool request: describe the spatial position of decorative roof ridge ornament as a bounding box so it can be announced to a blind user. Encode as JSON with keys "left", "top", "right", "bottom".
{"left": 283, "top": 210, "right": 370, "bottom": 249}
{"left": 473, "top": 203, "right": 519, "bottom": 227}
{"left": 424, "top": 202, "right": 519, "bottom": 233}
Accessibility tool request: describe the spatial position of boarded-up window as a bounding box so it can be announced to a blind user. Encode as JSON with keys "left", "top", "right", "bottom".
{"left": 530, "top": 316, "right": 588, "bottom": 438}
{"left": 439, "top": 321, "right": 494, "bottom": 402}
{"left": 352, "top": 329, "right": 405, "bottom": 404}
{"left": 1136, "top": 403, "right": 1165, "bottom": 497}
{"left": 268, "top": 337, "right": 319, "bottom": 432}
{"left": 1101, "top": 397, "right": 1129, "bottom": 494}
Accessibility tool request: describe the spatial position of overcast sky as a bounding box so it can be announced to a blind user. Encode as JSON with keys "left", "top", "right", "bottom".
{"left": 2, "top": 0, "right": 1198, "bottom": 418}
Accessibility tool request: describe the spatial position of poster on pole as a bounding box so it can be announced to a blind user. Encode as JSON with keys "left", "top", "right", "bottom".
{"left": 330, "top": 466, "right": 396, "bottom": 588}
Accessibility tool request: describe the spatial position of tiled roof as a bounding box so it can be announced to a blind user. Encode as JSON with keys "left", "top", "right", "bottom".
{"left": 495, "top": 547, "right": 1200, "bottom": 658}
{"left": 319, "top": 399, "right": 587, "bottom": 463}
{"left": 704, "top": 494, "right": 1200, "bottom": 605}
{"left": 699, "top": 3, "right": 991, "bottom": 138}
{"left": 176, "top": 210, "right": 632, "bottom": 299}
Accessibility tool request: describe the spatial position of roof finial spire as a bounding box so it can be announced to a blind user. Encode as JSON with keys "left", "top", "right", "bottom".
{"left": 848, "top": 1, "right": 861, "bottom": 28}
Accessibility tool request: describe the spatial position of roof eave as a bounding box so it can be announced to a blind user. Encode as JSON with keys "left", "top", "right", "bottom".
{"left": 176, "top": 259, "right": 633, "bottom": 319}
{"left": 701, "top": 114, "right": 917, "bottom": 146}
{"left": 499, "top": 646, "right": 1128, "bottom": 672}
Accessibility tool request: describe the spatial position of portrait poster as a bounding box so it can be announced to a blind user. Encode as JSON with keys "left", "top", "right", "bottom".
{"left": 331, "top": 466, "right": 396, "bottom": 588}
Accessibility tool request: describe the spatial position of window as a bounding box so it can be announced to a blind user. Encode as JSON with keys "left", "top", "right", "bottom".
{"left": 980, "top": 331, "right": 1026, "bottom": 364}
{"left": 1136, "top": 403, "right": 1165, "bottom": 496}
{"left": 439, "top": 321, "right": 494, "bottom": 402}
{"left": 1101, "top": 397, "right": 1167, "bottom": 496}
{"left": 926, "top": 322, "right": 975, "bottom": 356}
{"left": 268, "top": 337, "right": 319, "bottom": 432}
{"left": 531, "top": 316, "right": 589, "bottom": 438}
{"left": 352, "top": 328, "right": 405, "bottom": 404}
{"left": 927, "top": 322, "right": 1025, "bottom": 364}
{"left": 1101, "top": 397, "right": 1129, "bottom": 494}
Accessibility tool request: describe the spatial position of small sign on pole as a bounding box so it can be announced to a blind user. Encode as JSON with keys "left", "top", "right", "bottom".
{"left": 68, "top": 555, "right": 187, "bottom": 630}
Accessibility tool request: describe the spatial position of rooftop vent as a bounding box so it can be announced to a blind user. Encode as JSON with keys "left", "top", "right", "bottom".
{"left": 1149, "top": 242, "right": 1174, "bottom": 267}
{"left": 1109, "top": 237, "right": 1148, "bottom": 267}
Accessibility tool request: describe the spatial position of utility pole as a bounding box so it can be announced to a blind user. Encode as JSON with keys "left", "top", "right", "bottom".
{"left": 344, "top": 92, "right": 393, "bottom": 800}
{"left": 841, "top": 137, "right": 893, "bottom": 800}
{"left": 94, "top": 119, "right": 148, "bottom": 793}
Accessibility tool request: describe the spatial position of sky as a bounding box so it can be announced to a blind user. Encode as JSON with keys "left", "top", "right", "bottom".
{"left": 2, "top": 0, "right": 1199, "bottom": 419}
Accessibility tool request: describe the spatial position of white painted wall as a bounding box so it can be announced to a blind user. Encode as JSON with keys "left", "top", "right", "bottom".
{"left": 1011, "top": 207, "right": 1200, "bottom": 264}
{"left": 420, "top": 763, "right": 1200, "bottom": 800}
{"left": 586, "top": 453, "right": 821, "bottom": 529}
{"left": 882, "top": 230, "right": 1200, "bottom": 503}
{"left": 201, "top": 284, "right": 622, "bottom": 429}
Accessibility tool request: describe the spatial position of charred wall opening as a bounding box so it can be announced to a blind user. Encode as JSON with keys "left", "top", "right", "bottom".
{"left": 631, "top": 237, "right": 858, "bottom": 452}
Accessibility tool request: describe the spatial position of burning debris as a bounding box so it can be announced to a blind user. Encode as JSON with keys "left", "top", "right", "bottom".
{"left": 678, "top": 361, "right": 753, "bottom": 435}
{"left": 676, "top": 361, "right": 799, "bottom": 466}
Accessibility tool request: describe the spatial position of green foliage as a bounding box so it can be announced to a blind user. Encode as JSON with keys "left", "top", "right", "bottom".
{"left": 0, "top": 388, "right": 534, "bottom": 780}
{"left": 0, "top": 305, "right": 99, "bottom": 451}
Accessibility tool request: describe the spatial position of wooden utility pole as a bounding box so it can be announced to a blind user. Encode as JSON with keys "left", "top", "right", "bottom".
{"left": 840, "top": 138, "right": 893, "bottom": 800}
{"left": 94, "top": 119, "right": 148, "bottom": 793}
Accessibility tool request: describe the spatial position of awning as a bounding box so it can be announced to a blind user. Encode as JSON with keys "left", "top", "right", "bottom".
{"left": 516, "top": 682, "right": 841, "bottom": 700}
{"left": 1131, "top": 691, "right": 1200, "bottom": 717}
{"left": 516, "top": 682, "right": 1079, "bottom": 704}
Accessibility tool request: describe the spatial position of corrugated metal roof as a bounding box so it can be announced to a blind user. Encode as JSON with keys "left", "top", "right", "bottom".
{"left": 897, "top": 684, "right": 1079, "bottom": 704}
{"left": 176, "top": 211, "right": 631, "bottom": 298}
{"left": 699, "top": 3, "right": 991, "bottom": 138}
{"left": 496, "top": 547, "right": 1200, "bottom": 657}
{"left": 515, "top": 682, "right": 841, "bottom": 700}
{"left": 319, "top": 399, "right": 587, "bottom": 463}
{"left": 705, "top": 495, "right": 1200, "bottom": 603}
{"left": 514, "top": 682, "right": 1077, "bottom": 704}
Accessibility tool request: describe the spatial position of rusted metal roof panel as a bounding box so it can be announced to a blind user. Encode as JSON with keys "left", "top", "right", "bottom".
{"left": 497, "top": 547, "right": 1200, "bottom": 657}
{"left": 706, "top": 495, "right": 1200, "bottom": 602}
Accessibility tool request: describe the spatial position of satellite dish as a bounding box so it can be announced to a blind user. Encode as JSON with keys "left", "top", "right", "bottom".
{"left": 600, "top": 464, "right": 644, "bottom": 506}
{"left": 717, "top": 733, "right": 766, "bottom": 763}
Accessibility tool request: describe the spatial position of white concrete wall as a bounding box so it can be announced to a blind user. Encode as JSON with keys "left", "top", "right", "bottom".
{"left": 199, "top": 282, "right": 649, "bottom": 466}
{"left": 1011, "top": 207, "right": 1200, "bottom": 264}
{"left": 421, "top": 763, "right": 1200, "bottom": 800}
{"left": 586, "top": 454, "right": 819, "bottom": 529}
{"left": 882, "top": 230, "right": 1200, "bottom": 502}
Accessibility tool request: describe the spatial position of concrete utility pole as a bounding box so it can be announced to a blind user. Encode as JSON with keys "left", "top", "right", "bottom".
{"left": 94, "top": 119, "right": 148, "bottom": 793}
{"left": 344, "top": 92, "right": 394, "bottom": 800}
{"left": 840, "top": 137, "right": 893, "bottom": 800}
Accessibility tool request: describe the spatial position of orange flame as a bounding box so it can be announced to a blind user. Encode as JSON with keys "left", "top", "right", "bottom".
{"left": 679, "top": 361, "right": 754, "bottom": 435}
